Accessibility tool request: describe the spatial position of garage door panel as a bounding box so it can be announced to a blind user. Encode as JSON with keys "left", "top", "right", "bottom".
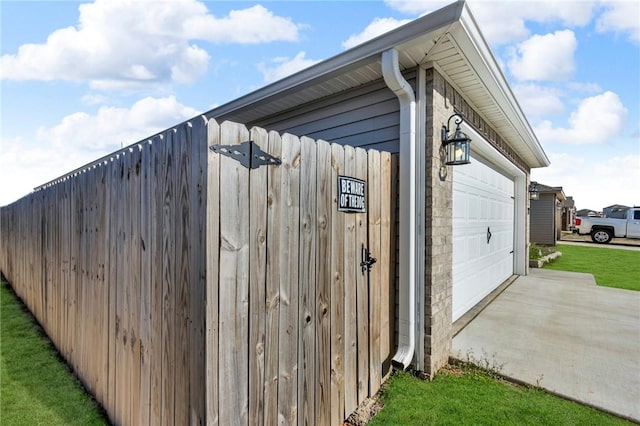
{"left": 453, "top": 156, "right": 515, "bottom": 321}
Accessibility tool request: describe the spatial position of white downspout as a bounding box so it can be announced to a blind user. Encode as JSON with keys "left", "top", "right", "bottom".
{"left": 382, "top": 48, "right": 416, "bottom": 369}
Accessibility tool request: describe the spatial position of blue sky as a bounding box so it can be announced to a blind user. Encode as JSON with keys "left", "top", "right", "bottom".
{"left": 1, "top": 0, "right": 638, "bottom": 210}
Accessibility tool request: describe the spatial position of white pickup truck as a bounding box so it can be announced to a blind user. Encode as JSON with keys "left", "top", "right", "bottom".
{"left": 575, "top": 207, "right": 640, "bottom": 243}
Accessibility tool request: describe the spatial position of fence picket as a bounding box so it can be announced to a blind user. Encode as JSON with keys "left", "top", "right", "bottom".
{"left": 161, "top": 131, "right": 177, "bottom": 426}
{"left": 205, "top": 119, "right": 221, "bottom": 426}
{"left": 0, "top": 119, "right": 395, "bottom": 426}
{"left": 330, "top": 143, "right": 346, "bottom": 426}
{"left": 175, "top": 124, "right": 191, "bottom": 426}
{"left": 249, "top": 126, "right": 269, "bottom": 426}
{"left": 190, "top": 117, "right": 207, "bottom": 426}
{"left": 218, "top": 121, "right": 251, "bottom": 426}
{"left": 355, "top": 147, "right": 369, "bottom": 404}
{"left": 342, "top": 144, "right": 358, "bottom": 416}
{"left": 380, "top": 152, "right": 393, "bottom": 371}
{"left": 368, "top": 150, "right": 382, "bottom": 395}
{"left": 298, "top": 136, "right": 317, "bottom": 426}
{"left": 278, "top": 133, "right": 301, "bottom": 425}
{"left": 264, "top": 130, "right": 282, "bottom": 426}
{"left": 315, "top": 140, "right": 332, "bottom": 425}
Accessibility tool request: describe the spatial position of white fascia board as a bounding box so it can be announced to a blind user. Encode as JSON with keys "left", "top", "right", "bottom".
{"left": 209, "top": 2, "right": 464, "bottom": 119}
{"left": 453, "top": 4, "right": 550, "bottom": 169}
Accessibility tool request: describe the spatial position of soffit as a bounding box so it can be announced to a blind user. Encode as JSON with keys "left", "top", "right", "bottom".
{"left": 207, "top": 1, "right": 549, "bottom": 169}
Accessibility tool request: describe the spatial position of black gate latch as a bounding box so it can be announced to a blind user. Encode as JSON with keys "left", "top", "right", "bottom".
{"left": 361, "top": 244, "right": 377, "bottom": 275}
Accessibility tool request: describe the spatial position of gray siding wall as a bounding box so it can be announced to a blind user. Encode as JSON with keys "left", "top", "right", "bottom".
{"left": 530, "top": 194, "right": 556, "bottom": 245}
{"left": 249, "top": 73, "right": 416, "bottom": 154}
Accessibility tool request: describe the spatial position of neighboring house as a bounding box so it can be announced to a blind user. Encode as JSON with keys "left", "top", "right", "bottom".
{"left": 530, "top": 183, "right": 566, "bottom": 245}
{"left": 577, "top": 208, "right": 601, "bottom": 217}
{"left": 562, "top": 196, "right": 576, "bottom": 231}
{"left": 208, "top": 1, "right": 549, "bottom": 376}
{"left": 603, "top": 204, "right": 629, "bottom": 218}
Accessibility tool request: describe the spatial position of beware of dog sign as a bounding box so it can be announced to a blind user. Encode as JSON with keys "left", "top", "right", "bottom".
{"left": 337, "top": 175, "right": 366, "bottom": 213}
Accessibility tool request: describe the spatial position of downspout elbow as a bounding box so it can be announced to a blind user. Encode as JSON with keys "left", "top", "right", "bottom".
{"left": 382, "top": 48, "right": 416, "bottom": 370}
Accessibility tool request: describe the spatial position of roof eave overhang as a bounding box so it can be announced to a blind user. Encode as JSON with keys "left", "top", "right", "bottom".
{"left": 207, "top": 0, "right": 550, "bottom": 169}
{"left": 451, "top": 4, "right": 549, "bottom": 168}
{"left": 209, "top": 2, "right": 464, "bottom": 120}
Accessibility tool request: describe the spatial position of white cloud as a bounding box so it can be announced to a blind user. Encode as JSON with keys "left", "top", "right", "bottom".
{"left": 566, "top": 81, "right": 603, "bottom": 94}
{"left": 341, "top": 17, "right": 412, "bottom": 49}
{"left": 532, "top": 153, "right": 640, "bottom": 210}
{"left": 384, "top": 0, "right": 595, "bottom": 45}
{"left": 185, "top": 4, "right": 302, "bottom": 44}
{"left": 596, "top": 0, "right": 640, "bottom": 43}
{"left": 0, "top": 0, "right": 303, "bottom": 89}
{"left": 37, "top": 96, "right": 200, "bottom": 152}
{"left": 81, "top": 93, "right": 110, "bottom": 105}
{"left": 513, "top": 84, "right": 564, "bottom": 117}
{"left": 0, "top": 96, "right": 200, "bottom": 205}
{"left": 534, "top": 91, "right": 628, "bottom": 144}
{"left": 258, "top": 51, "right": 321, "bottom": 83}
{"left": 508, "top": 30, "right": 577, "bottom": 81}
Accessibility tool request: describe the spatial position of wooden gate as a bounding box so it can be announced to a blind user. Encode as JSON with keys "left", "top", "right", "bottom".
{"left": 205, "top": 120, "right": 394, "bottom": 426}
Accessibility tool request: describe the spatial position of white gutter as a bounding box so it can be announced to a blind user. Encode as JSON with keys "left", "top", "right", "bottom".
{"left": 382, "top": 48, "right": 416, "bottom": 370}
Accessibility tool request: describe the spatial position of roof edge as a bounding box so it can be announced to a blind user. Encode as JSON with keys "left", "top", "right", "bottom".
{"left": 455, "top": 3, "right": 550, "bottom": 168}
{"left": 207, "top": 1, "right": 464, "bottom": 119}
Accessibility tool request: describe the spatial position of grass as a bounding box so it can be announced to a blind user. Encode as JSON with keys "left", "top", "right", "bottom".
{"left": 369, "top": 368, "right": 633, "bottom": 425}
{"left": 0, "top": 279, "right": 108, "bottom": 425}
{"left": 543, "top": 244, "right": 640, "bottom": 291}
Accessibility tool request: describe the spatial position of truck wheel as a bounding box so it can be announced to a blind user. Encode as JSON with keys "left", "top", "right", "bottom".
{"left": 591, "top": 229, "right": 613, "bottom": 244}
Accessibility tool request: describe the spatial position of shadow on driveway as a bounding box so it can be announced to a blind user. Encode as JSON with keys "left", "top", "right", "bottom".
{"left": 452, "top": 268, "right": 640, "bottom": 422}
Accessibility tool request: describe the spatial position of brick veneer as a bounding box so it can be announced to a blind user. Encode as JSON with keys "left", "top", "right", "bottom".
{"left": 421, "top": 67, "right": 529, "bottom": 377}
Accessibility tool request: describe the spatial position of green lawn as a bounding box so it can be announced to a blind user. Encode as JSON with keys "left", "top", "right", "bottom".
{"left": 370, "top": 368, "right": 632, "bottom": 425}
{"left": 544, "top": 244, "right": 640, "bottom": 291}
{"left": 0, "top": 279, "right": 108, "bottom": 425}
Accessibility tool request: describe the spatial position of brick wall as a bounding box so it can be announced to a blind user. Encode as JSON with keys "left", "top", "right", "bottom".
{"left": 422, "top": 68, "right": 454, "bottom": 377}
{"left": 421, "top": 67, "right": 530, "bottom": 377}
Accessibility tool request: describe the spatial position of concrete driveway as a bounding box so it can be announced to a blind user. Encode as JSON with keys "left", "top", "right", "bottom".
{"left": 452, "top": 268, "right": 640, "bottom": 422}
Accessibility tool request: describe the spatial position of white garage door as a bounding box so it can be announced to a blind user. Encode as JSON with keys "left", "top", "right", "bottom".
{"left": 452, "top": 155, "right": 514, "bottom": 321}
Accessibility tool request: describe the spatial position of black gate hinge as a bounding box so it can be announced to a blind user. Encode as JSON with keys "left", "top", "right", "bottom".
{"left": 361, "top": 244, "right": 377, "bottom": 275}
{"left": 209, "top": 140, "right": 281, "bottom": 169}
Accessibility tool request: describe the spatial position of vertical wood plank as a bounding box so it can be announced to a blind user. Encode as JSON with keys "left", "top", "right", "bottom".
{"left": 264, "top": 130, "right": 282, "bottom": 426}
{"left": 189, "top": 117, "right": 207, "bottom": 426}
{"left": 114, "top": 154, "right": 128, "bottom": 425}
{"left": 379, "top": 152, "right": 393, "bottom": 372}
{"left": 161, "top": 131, "right": 177, "bottom": 426}
{"left": 77, "top": 169, "right": 88, "bottom": 384}
{"left": 107, "top": 156, "right": 120, "bottom": 422}
{"left": 342, "top": 145, "right": 357, "bottom": 416}
{"left": 140, "top": 141, "right": 153, "bottom": 426}
{"left": 278, "top": 133, "right": 300, "bottom": 425}
{"left": 218, "top": 120, "right": 250, "bottom": 426}
{"left": 367, "top": 150, "right": 382, "bottom": 395}
{"left": 123, "top": 151, "right": 135, "bottom": 426}
{"left": 97, "top": 162, "right": 109, "bottom": 404}
{"left": 315, "top": 140, "right": 332, "bottom": 426}
{"left": 249, "top": 126, "right": 269, "bottom": 426}
{"left": 150, "top": 136, "right": 165, "bottom": 426}
{"left": 329, "top": 143, "right": 345, "bottom": 426}
{"left": 298, "top": 136, "right": 317, "bottom": 426}
{"left": 130, "top": 146, "right": 143, "bottom": 426}
{"left": 354, "top": 147, "right": 369, "bottom": 404}
{"left": 205, "top": 119, "right": 221, "bottom": 426}
{"left": 175, "top": 124, "right": 191, "bottom": 426}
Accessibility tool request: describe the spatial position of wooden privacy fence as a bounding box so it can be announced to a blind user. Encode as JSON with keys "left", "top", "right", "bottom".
{"left": 0, "top": 118, "right": 395, "bottom": 426}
